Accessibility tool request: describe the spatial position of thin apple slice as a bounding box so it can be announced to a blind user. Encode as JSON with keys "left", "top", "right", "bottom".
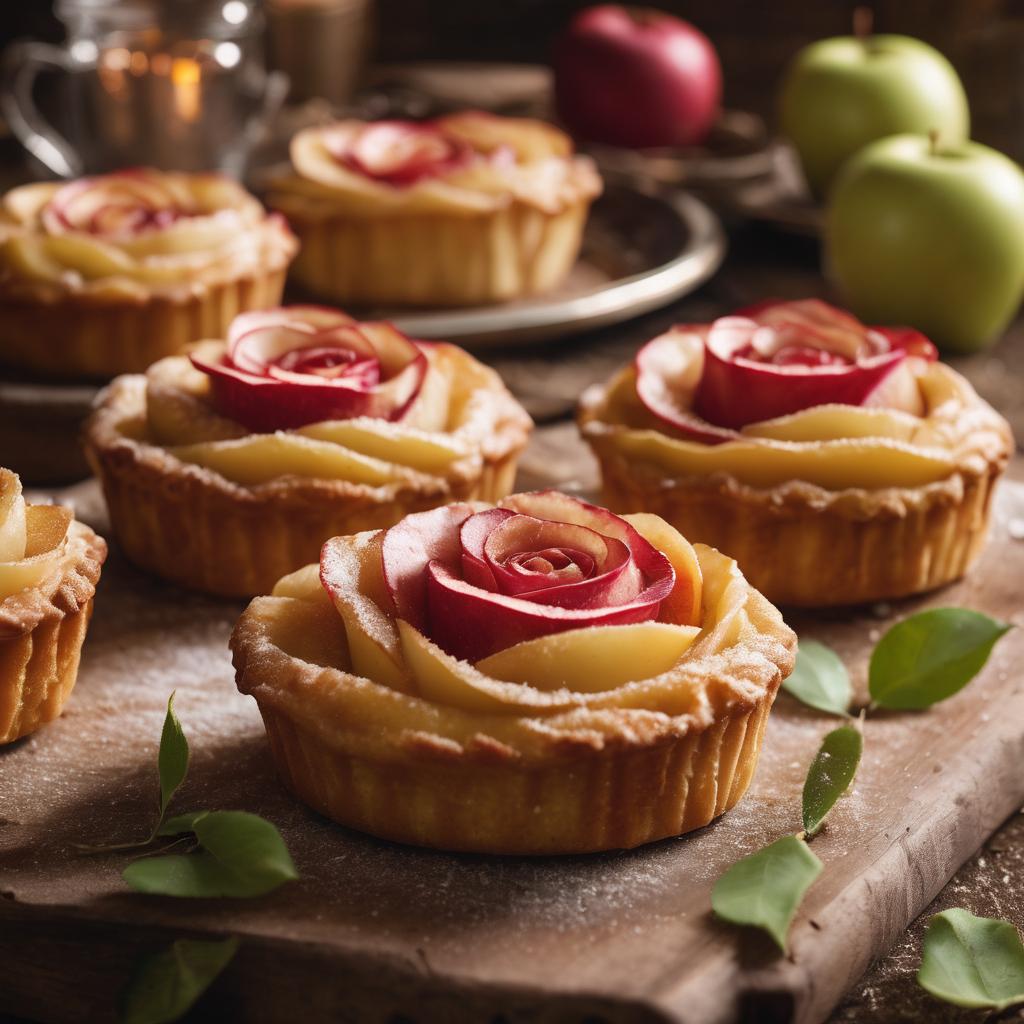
{"left": 694, "top": 316, "right": 906, "bottom": 429}
{"left": 622, "top": 512, "right": 703, "bottom": 627}
{"left": 191, "top": 312, "right": 428, "bottom": 432}
{"left": 634, "top": 327, "right": 738, "bottom": 444}
{"left": 742, "top": 404, "right": 923, "bottom": 443}
{"left": 0, "top": 469, "right": 27, "bottom": 562}
{"left": 396, "top": 620, "right": 582, "bottom": 715}
{"left": 380, "top": 503, "right": 479, "bottom": 629}
{"left": 611, "top": 427, "right": 955, "bottom": 489}
{"left": 480, "top": 513, "right": 638, "bottom": 605}
{"left": 0, "top": 504, "right": 70, "bottom": 599}
{"left": 297, "top": 419, "right": 469, "bottom": 474}
{"left": 320, "top": 533, "right": 410, "bottom": 693}
{"left": 425, "top": 562, "right": 669, "bottom": 663}
{"left": 168, "top": 433, "right": 407, "bottom": 486}
{"left": 271, "top": 563, "right": 331, "bottom": 605}
{"left": 476, "top": 622, "right": 701, "bottom": 692}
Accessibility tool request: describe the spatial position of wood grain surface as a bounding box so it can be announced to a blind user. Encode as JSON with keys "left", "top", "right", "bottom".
{"left": 1, "top": 438, "right": 1022, "bottom": 1024}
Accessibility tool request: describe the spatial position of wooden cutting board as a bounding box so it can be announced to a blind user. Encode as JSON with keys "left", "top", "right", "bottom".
{"left": 2, "top": 438, "right": 1023, "bottom": 1024}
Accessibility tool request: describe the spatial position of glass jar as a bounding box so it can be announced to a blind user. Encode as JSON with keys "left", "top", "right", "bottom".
{"left": 1, "top": 0, "right": 287, "bottom": 176}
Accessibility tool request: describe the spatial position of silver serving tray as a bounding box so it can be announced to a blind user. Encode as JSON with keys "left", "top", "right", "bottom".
{"left": 379, "top": 181, "right": 726, "bottom": 348}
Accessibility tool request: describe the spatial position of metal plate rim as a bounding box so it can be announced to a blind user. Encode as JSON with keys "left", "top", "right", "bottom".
{"left": 388, "top": 186, "right": 726, "bottom": 348}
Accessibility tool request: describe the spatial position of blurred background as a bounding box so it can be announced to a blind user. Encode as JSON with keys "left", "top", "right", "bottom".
{"left": 4, "top": 0, "right": 1024, "bottom": 161}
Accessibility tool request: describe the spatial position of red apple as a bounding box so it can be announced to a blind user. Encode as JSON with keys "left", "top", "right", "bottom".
{"left": 553, "top": 5, "right": 722, "bottom": 148}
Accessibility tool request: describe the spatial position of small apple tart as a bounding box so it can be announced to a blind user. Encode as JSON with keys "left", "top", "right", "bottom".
{"left": 266, "top": 111, "right": 602, "bottom": 306}
{"left": 0, "top": 168, "right": 297, "bottom": 378}
{"left": 85, "top": 305, "right": 532, "bottom": 597}
{"left": 579, "top": 300, "right": 1013, "bottom": 606}
{"left": 0, "top": 469, "right": 106, "bottom": 743}
{"left": 231, "top": 490, "right": 796, "bottom": 854}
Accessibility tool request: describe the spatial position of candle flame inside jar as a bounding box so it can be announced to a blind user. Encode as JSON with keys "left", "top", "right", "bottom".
{"left": 170, "top": 57, "right": 202, "bottom": 123}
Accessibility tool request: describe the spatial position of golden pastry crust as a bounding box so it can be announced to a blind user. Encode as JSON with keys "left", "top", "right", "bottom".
{"left": 267, "top": 113, "right": 602, "bottom": 306}
{"left": 0, "top": 480, "right": 107, "bottom": 744}
{"left": 0, "top": 171, "right": 297, "bottom": 378}
{"left": 84, "top": 343, "right": 532, "bottom": 597}
{"left": 231, "top": 522, "right": 796, "bottom": 854}
{"left": 579, "top": 353, "right": 1014, "bottom": 606}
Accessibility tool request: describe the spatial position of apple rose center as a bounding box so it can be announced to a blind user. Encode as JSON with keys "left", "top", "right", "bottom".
{"left": 270, "top": 342, "right": 381, "bottom": 384}
{"left": 44, "top": 174, "right": 192, "bottom": 237}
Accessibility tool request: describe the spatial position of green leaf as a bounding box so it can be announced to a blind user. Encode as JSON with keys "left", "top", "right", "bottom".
{"left": 124, "top": 811, "right": 298, "bottom": 898}
{"left": 120, "top": 936, "right": 238, "bottom": 1024}
{"left": 711, "top": 834, "right": 822, "bottom": 952}
{"left": 782, "top": 640, "right": 852, "bottom": 717}
{"left": 917, "top": 908, "right": 1024, "bottom": 1010}
{"left": 801, "top": 725, "right": 862, "bottom": 836}
{"left": 869, "top": 608, "right": 1012, "bottom": 710}
{"left": 157, "top": 694, "right": 189, "bottom": 820}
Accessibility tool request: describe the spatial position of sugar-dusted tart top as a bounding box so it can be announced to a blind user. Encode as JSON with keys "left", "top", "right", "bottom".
{"left": 0, "top": 168, "right": 296, "bottom": 300}
{"left": 91, "top": 305, "right": 532, "bottom": 496}
{"left": 0, "top": 469, "right": 106, "bottom": 639}
{"left": 267, "top": 111, "right": 603, "bottom": 219}
{"left": 580, "top": 299, "right": 1013, "bottom": 491}
{"left": 232, "top": 491, "right": 796, "bottom": 762}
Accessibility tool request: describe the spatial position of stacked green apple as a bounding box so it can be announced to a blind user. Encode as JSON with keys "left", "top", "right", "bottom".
{"left": 781, "top": 29, "right": 1024, "bottom": 353}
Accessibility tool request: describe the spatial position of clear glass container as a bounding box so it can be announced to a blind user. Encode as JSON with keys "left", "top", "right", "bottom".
{"left": 2, "top": 0, "right": 287, "bottom": 176}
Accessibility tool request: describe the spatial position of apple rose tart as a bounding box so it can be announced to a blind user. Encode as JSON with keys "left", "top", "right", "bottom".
{"left": 0, "top": 469, "right": 106, "bottom": 743}
{"left": 231, "top": 491, "right": 796, "bottom": 854}
{"left": 266, "top": 111, "right": 602, "bottom": 306}
{"left": 0, "top": 168, "right": 297, "bottom": 378}
{"left": 579, "top": 300, "right": 1013, "bottom": 606}
{"left": 84, "top": 305, "right": 532, "bottom": 597}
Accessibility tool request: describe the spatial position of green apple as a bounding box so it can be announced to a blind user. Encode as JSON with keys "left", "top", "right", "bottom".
{"left": 826, "top": 134, "right": 1024, "bottom": 353}
{"left": 779, "top": 34, "right": 969, "bottom": 197}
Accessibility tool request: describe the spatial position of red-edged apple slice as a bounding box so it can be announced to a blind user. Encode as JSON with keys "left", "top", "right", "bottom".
{"left": 191, "top": 315, "right": 427, "bottom": 431}
{"left": 229, "top": 306, "right": 357, "bottom": 348}
{"left": 380, "top": 503, "right": 479, "bottom": 630}
{"left": 735, "top": 299, "right": 875, "bottom": 359}
{"left": 424, "top": 559, "right": 672, "bottom": 663}
{"left": 874, "top": 325, "right": 938, "bottom": 361}
{"left": 481, "top": 514, "right": 639, "bottom": 606}
{"left": 381, "top": 492, "right": 676, "bottom": 663}
{"left": 499, "top": 490, "right": 675, "bottom": 588}
{"left": 735, "top": 300, "right": 937, "bottom": 362}
{"left": 458, "top": 507, "right": 513, "bottom": 591}
{"left": 622, "top": 512, "right": 703, "bottom": 627}
{"left": 693, "top": 316, "right": 907, "bottom": 430}
{"left": 635, "top": 328, "right": 740, "bottom": 445}
{"left": 431, "top": 492, "right": 675, "bottom": 662}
